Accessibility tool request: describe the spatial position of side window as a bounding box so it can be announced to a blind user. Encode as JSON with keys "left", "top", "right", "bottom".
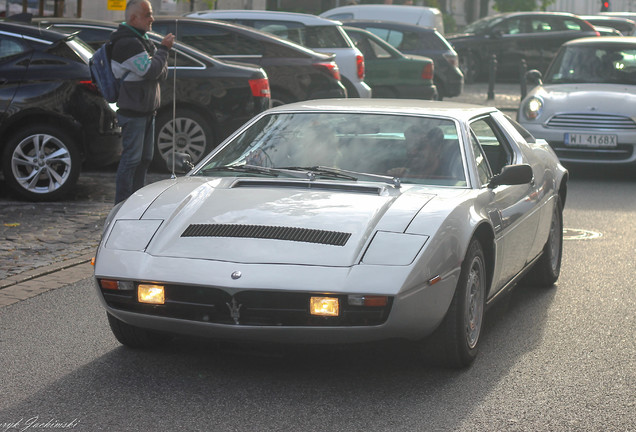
{"left": 494, "top": 18, "right": 523, "bottom": 35}
{"left": 469, "top": 117, "right": 512, "bottom": 176}
{"left": 470, "top": 131, "right": 491, "bottom": 185}
{"left": 0, "top": 36, "right": 28, "bottom": 61}
{"left": 530, "top": 18, "right": 553, "bottom": 33}
{"left": 563, "top": 19, "right": 583, "bottom": 31}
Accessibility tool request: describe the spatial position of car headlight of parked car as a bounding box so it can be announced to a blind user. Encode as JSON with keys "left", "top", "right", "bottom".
{"left": 523, "top": 96, "right": 543, "bottom": 120}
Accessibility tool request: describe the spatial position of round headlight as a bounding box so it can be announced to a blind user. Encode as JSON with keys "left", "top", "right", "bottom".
{"left": 524, "top": 97, "right": 543, "bottom": 120}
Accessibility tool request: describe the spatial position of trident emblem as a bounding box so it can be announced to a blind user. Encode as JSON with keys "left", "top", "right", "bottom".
{"left": 226, "top": 297, "right": 242, "bottom": 325}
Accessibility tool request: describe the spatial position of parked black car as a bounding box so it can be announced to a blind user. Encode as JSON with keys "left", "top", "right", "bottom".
{"left": 0, "top": 21, "right": 120, "bottom": 201}
{"left": 341, "top": 20, "right": 463, "bottom": 99}
{"left": 151, "top": 18, "right": 346, "bottom": 106}
{"left": 446, "top": 12, "right": 599, "bottom": 83}
{"left": 32, "top": 18, "right": 271, "bottom": 169}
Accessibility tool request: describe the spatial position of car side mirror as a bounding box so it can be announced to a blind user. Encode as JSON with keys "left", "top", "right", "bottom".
{"left": 166, "top": 152, "right": 194, "bottom": 174}
{"left": 525, "top": 69, "right": 543, "bottom": 86}
{"left": 488, "top": 164, "right": 533, "bottom": 188}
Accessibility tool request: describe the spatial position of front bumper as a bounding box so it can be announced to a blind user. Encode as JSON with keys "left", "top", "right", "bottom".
{"left": 520, "top": 122, "right": 636, "bottom": 165}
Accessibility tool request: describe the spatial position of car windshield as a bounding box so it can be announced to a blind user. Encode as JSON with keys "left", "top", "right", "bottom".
{"left": 196, "top": 112, "right": 467, "bottom": 187}
{"left": 545, "top": 44, "right": 636, "bottom": 84}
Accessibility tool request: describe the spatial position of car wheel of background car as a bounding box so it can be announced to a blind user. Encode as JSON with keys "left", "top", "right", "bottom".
{"left": 2, "top": 125, "right": 80, "bottom": 201}
{"left": 523, "top": 196, "right": 563, "bottom": 287}
{"left": 107, "top": 313, "right": 172, "bottom": 349}
{"left": 459, "top": 51, "right": 480, "bottom": 84}
{"left": 426, "top": 238, "right": 486, "bottom": 368}
{"left": 154, "top": 108, "right": 216, "bottom": 171}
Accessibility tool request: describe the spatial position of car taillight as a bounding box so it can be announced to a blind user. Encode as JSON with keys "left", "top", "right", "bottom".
{"left": 80, "top": 80, "right": 99, "bottom": 93}
{"left": 443, "top": 53, "right": 459, "bottom": 68}
{"left": 249, "top": 78, "right": 270, "bottom": 98}
{"left": 314, "top": 61, "right": 341, "bottom": 81}
{"left": 421, "top": 63, "right": 434, "bottom": 80}
{"left": 356, "top": 54, "right": 365, "bottom": 80}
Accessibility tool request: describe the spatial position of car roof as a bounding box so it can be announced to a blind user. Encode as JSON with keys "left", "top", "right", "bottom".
{"left": 0, "top": 19, "right": 71, "bottom": 42}
{"left": 563, "top": 36, "right": 636, "bottom": 46}
{"left": 152, "top": 17, "right": 333, "bottom": 59}
{"left": 186, "top": 10, "right": 341, "bottom": 26}
{"left": 267, "top": 98, "right": 495, "bottom": 120}
{"left": 342, "top": 19, "right": 436, "bottom": 34}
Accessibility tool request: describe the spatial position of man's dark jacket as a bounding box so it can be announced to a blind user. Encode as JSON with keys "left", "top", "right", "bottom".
{"left": 110, "top": 23, "right": 169, "bottom": 117}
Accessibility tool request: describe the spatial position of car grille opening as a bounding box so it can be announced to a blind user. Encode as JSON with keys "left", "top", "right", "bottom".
{"left": 101, "top": 285, "right": 392, "bottom": 327}
{"left": 546, "top": 113, "right": 636, "bottom": 130}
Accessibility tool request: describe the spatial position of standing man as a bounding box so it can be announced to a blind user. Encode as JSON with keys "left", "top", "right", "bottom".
{"left": 111, "top": 0, "right": 175, "bottom": 204}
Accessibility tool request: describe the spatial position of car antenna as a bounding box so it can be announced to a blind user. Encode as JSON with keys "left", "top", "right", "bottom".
{"left": 170, "top": 20, "right": 178, "bottom": 179}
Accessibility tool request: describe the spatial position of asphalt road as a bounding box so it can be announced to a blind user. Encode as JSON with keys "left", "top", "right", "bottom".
{"left": 0, "top": 166, "right": 634, "bottom": 432}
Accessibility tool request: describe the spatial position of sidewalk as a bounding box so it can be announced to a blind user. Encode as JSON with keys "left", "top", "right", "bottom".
{"left": 0, "top": 82, "right": 523, "bottom": 308}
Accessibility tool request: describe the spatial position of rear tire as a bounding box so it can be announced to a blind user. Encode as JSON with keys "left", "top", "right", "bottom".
{"left": 524, "top": 196, "right": 563, "bottom": 287}
{"left": 2, "top": 125, "right": 80, "bottom": 201}
{"left": 107, "top": 313, "right": 172, "bottom": 349}
{"left": 153, "top": 108, "right": 216, "bottom": 171}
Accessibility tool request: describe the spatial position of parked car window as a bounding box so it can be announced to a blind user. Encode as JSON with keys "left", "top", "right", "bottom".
{"left": 350, "top": 32, "right": 391, "bottom": 60}
{"left": 0, "top": 36, "right": 28, "bottom": 60}
{"left": 563, "top": 19, "right": 583, "bottom": 31}
{"left": 529, "top": 18, "right": 553, "bottom": 33}
{"left": 493, "top": 17, "right": 523, "bottom": 35}
{"left": 182, "top": 25, "right": 262, "bottom": 56}
{"left": 469, "top": 117, "right": 511, "bottom": 175}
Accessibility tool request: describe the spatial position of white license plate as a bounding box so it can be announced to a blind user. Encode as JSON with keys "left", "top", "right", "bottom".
{"left": 564, "top": 133, "right": 617, "bottom": 148}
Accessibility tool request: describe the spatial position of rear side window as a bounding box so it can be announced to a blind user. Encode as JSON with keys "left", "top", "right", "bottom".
{"left": 177, "top": 24, "right": 263, "bottom": 56}
{"left": 363, "top": 27, "right": 448, "bottom": 51}
{"left": 0, "top": 36, "right": 28, "bottom": 61}
{"left": 563, "top": 19, "right": 584, "bottom": 31}
{"left": 249, "top": 20, "right": 349, "bottom": 49}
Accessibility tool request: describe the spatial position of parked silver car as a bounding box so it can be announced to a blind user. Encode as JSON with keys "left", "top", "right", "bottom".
{"left": 519, "top": 37, "right": 636, "bottom": 166}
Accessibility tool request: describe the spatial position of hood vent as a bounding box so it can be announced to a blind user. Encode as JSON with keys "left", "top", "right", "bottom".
{"left": 181, "top": 224, "right": 351, "bottom": 246}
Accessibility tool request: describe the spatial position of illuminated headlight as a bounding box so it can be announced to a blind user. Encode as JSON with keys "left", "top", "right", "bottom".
{"left": 310, "top": 297, "right": 339, "bottom": 316}
{"left": 138, "top": 284, "right": 165, "bottom": 305}
{"left": 524, "top": 97, "right": 543, "bottom": 120}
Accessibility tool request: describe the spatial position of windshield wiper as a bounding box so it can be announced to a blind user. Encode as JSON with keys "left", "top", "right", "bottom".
{"left": 281, "top": 166, "right": 401, "bottom": 187}
{"left": 198, "top": 164, "right": 282, "bottom": 177}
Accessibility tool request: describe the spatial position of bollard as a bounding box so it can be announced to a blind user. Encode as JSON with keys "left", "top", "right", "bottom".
{"left": 520, "top": 58, "right": 528, "bottom": 100}
{"left": 487, "top": 54, "right": 497, "bottom": 100}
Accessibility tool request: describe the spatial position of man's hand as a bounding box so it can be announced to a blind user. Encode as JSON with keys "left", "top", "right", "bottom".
{"left": 161, "top": 33, "right": 175, "bottom": 49}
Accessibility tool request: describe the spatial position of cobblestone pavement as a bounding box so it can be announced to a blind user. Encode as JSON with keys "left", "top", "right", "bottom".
{"left": 0, "top": 82, "right": 523, "bottom": 306}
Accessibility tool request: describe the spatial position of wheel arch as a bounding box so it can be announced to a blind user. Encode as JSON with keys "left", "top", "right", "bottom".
{"left": 472, "top": 222, "right": 496, "bottom": 294}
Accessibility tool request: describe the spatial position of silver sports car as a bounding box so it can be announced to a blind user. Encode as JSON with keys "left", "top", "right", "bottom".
{"left": 94, "top": 99, "right": 568, "bottom": 368}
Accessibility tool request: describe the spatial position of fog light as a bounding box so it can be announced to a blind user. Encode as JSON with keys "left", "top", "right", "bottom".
{"left": 138, "top": 284, "right": 165, "bottom": 305}
{"left": 310, "top": 297, "right": 339, "bottom": 316}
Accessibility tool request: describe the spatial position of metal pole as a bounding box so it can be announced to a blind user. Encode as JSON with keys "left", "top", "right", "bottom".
{"left": 519, "top": 58, "right": 528, "bottom": 100}
{"left": 487, "top": 54, "right": 497, "bottom": 100}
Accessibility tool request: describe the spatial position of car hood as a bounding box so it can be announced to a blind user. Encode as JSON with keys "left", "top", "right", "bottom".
{"left": 528, "top": 83, "right": 636, "bottom": 114}
{"left": 112, "top": 177, "right": 448, "bottom": 267}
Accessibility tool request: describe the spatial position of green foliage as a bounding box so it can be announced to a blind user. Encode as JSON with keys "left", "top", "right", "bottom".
{"left": 492, "top": 0, "right": 555, "bottom": 11}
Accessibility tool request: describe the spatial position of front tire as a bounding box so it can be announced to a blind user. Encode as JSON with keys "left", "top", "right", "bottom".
{"left": 107, "top": 313, "right": 172, "bottom": 349}
{"left": 153, "top": 108, "right": 216, "bottom": 171}
{"left": 2, "top": 125, "right": 80, "bottom": 201}
{"left": 427, "top": 239, "right": 487, "bottom": 368}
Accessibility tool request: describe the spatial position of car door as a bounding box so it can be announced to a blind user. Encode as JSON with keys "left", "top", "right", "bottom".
{"left": 468, "top": 115, "right": 540, "bottom": 296}
{"left": 0, "top": 32, "right": 31, "bottom": 116}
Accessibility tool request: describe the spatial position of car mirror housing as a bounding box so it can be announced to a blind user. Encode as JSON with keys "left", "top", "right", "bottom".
{"left": 166, "top": 152, "right": 195, "bottom": 174}
{"left": 488, "top": 164, "right": 533, "bottom": 188}
{"left": 525, "top": 69, "right": 543, "bottom": 86}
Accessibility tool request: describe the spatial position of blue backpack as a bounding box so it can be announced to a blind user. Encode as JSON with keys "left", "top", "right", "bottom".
{"left": 89, "top": 41, "right": 129, "bottom": 103}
